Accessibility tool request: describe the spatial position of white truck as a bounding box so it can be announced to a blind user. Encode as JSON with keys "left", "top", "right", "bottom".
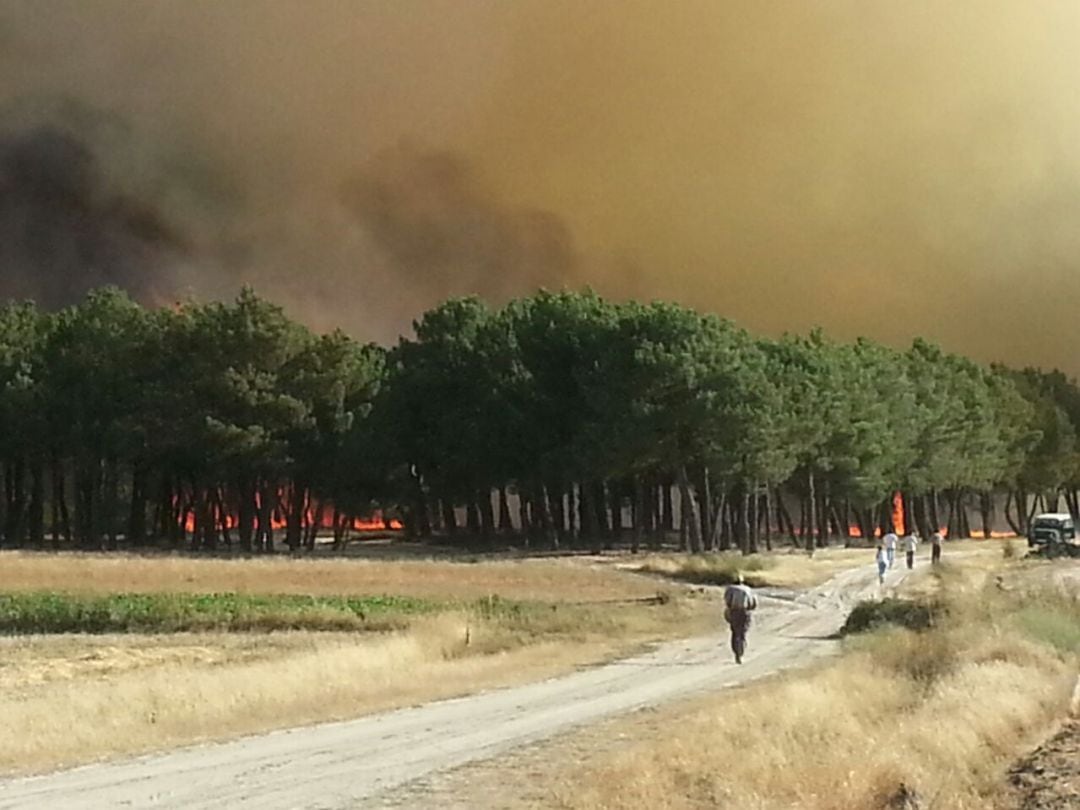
{"left": 1027, "top": 512, "right": 1080, "bottom": 557}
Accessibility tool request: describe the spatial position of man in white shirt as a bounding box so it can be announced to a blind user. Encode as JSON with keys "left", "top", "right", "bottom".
{"left": 883, "top": 531, "right": 898, "bottom": 568}
{"left": 903, "top": 531, "right": 919, "bottom": 569}
{"left": 723, "top": 573, "right": 759, "bottom": 665}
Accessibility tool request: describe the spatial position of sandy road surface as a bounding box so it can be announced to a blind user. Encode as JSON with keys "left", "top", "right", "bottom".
{"left": 0, "top": 560, "right": 912, "bottom": 810}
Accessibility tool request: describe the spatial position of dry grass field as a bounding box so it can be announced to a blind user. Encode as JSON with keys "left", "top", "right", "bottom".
{"left": 406, "top": 551, "right": 1079, "bottom": 810}
{"left": 0, "top": 543, "right": 1015, "bottom": 780}
{"left": 546, "top": 557, "right": 1080, "bottom": 810}
{"left": 0, "top": 549, "right": 664, "bottom": 602}
{"left": 0, "top": 549, "right": 707, "bottom": 774}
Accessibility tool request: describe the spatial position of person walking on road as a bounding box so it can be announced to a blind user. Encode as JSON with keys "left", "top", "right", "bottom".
{"left": 883, "top": 530, "right": 898, "bottom": 568}
{"left": 931, "top": 531, "right": 943, "bottom": 565}
{"left": 904, "top": 530, "right": 919, "bottom": 569}
{"left": 723, "top": 573, "right": 758, "bottom": 665}
{"left": 876, "top": 544, "right": 888, "bottom": 584}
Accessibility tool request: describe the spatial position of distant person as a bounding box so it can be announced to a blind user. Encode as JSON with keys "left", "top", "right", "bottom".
{"left": 883, "top": 530, "right": 898, "bottom": 568}
{"left": 876, "top": 544, "right": 888, "bottom": 584}
{"left": 723, "top": 573, "right": 759, "bottom": 665}
{"left": 904, "top": 531, "right": 919, "bottom": 569}
{"left": 931, "top": 531, "right": 943, "bottom": 565}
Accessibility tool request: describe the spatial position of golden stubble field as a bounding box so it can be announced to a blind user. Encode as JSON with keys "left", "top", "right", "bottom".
{"left": 0, "top": 541, "right": 1021, "bottom": 783}
{"left": 0, "top": 548, "right": 708, "bottom": 774}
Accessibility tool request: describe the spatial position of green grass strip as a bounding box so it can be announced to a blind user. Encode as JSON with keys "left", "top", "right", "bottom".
{"left": 0, "top": 591, "right": 442, "bottom": 634}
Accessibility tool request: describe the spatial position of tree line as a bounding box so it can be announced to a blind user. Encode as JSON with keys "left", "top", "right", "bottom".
{"left": 0, "top": 286, "right": 1077, "bottom": 553}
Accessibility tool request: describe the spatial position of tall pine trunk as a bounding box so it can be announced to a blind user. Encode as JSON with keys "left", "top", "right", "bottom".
{"left": 498, "top": 486, "right": 514, "bottom": 536}
{"left": 28, "top": 457, "right": 45, "bottom": 548}
{"left": 676, "top": 465, "right": 702, "bottom": 554}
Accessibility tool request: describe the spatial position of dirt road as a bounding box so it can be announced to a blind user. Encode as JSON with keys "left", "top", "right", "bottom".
{"left": 0, "top": 559, "right": 911, "bottom": 810}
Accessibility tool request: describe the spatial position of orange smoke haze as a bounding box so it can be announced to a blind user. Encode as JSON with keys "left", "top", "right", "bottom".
{"left": 3, "top": 2, "right": 1080, "bottom": 372}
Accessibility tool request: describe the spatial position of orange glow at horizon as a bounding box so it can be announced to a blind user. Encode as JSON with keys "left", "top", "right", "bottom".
{"left": 180, "top": 500, "right": 401, "bottom": 535}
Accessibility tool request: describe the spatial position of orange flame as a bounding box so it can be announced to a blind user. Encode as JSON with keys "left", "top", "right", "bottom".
{"left": 892, "top": 491, "right": 905, "bottom": 535}
{"left": 179, "top": 495, "right": 401, "bottom": 535}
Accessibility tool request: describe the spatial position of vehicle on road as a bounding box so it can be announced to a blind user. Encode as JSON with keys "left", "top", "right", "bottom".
{"left": 1028, "top": 512, "right": 1080, "bottom": 558}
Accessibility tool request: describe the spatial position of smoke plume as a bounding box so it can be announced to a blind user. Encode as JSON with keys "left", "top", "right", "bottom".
{"left": 0, "top": 120, "right": 186, "bottom": 307}
{"left": 1, "top": 1, "right": 1080, "bottom": 373}
{"left": 340, "top": 145, "right": 576, "bottom": 300}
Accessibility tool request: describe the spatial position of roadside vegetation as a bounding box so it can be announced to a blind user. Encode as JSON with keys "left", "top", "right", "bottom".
{"left": 635, "top": 545, "right": 876, "bottom": 588}
{"left": 552, "top": 560, "right": 1080, "bottom": 810}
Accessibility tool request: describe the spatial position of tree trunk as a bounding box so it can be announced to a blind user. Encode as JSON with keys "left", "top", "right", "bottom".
{"left": 127, "top": 466, "right": 149, "bottom": 548}
{"left": 441, "top": 499, "right": 458, "bottom": 535}
{"left": 286, "top": 483, "right": 305, "bottom": 552}
{"left": 4, "top": 458, "right": 27, "bottom": 547}
{"left": 548, "top": 483, "right": 566, "bottom": 546}
{"left": 631, "top": 475, "right": 644, "bottom": 553}
{"left": 959, "top": 493, "right": 972, "bottom": 539}
{"left": 539, "top": 484, "right": 558, "bottom": 549}
{"left": 103, "top": 457, "right": 119, "bottom": 550}
{"left": 49, "top": 453, "right": 64, "bottom": 550}
{"left": 592, "top": 481, "right": 611, "bottom": 543}
{"left": 776, "top": 491, "right": 797, "bottom": 545}
{"left": 306, "top": 498, "right": 325, "bottom": 550}
{"left": 332, "top": 508, "right": 346, "bottom": 550}
{"left": 930, "top": 489, "right": 942, "bottom": 532}
{"left": 763, "top": 486, "right": 774, "bottom": 552}
{"left": 979, "top": 491, "right": 994, "bottom": 539}
{"left": 676, "top": 465, "right": 702, "bottom": 553}
{"left": 580, "top": 481, "right": 599, "bottom": 548}
{"left": 257, "top": 483, "right": 276, "bottom": 553}
{"left": 649, "top": 478, "right": 662, "bottom": 550}
{"left": 662, "top": 478, "right": 675, "bottom": 534}
{"left": 238, "top": 479, "right": 255, "bottom": 553}
{"left": 126, "top": 463, "right": 148, "bottom": 547}
{"left": 607, "top": 480, "right": 623, "bottom": 548}
{"left": 740, "top": 483, "right": 752, "bottom": 555}
{"left": 498, "top": 486, "right": 514, "bottom": 536}
{"left": 28, "top": 457, "right": 45, "bottom": 548}
{"left": 1065, "top": 489, "right": 1079, "bottom": 520}
{"left": 411, "top": 468, "right": 431, "bottom": 538}
{"left": 477, "top": 488, "right": 494, "bottom": 543}
{"left": 565, "top": 483, "right": 579, "bottom": 547}
{"left": 710, "top": 489, "right": 728, "bottom": 551}
{"left": 807, "top": 469, "right": 817, "bottom": 556}
{"left": 515, "top": 489, "right": 530, "bottom": 540}
{"left": 944, "top": 490, "right": 958, "bottom": 538}
{"left": 699, "top": 467, "right": 713, "bottom": 550}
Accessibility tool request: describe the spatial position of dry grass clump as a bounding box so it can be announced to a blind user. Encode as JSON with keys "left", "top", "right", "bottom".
{"left": 554, "top": 577, "right": 1077, "bottom": 810}
{"left": 0, "top": 550, "right": 661, "bottom": 602}
{"left": 633, "top": 546, "right": 874, "bottom": 589}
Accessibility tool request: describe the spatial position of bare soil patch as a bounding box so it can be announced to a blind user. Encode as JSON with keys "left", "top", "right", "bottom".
{"left": 1006, "top": 720, "right": 1080, "bottom": 809}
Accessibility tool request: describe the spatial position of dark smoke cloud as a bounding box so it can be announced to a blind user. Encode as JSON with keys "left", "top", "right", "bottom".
{"left": 2, "top": 1, "right": 1080, "bottom": 375}
{"left": 0, "top": 121, "right": 186, "bottom": 307}
{"left": 340, "top": 146, "right": 576, "bottom": 302}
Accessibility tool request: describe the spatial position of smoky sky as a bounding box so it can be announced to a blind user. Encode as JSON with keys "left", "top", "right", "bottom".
{"left": 0, "top": 119, "right": 188, "bottom": 308}
{"left": 1, "top": 1, "right": 1080, "bottom": 373}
